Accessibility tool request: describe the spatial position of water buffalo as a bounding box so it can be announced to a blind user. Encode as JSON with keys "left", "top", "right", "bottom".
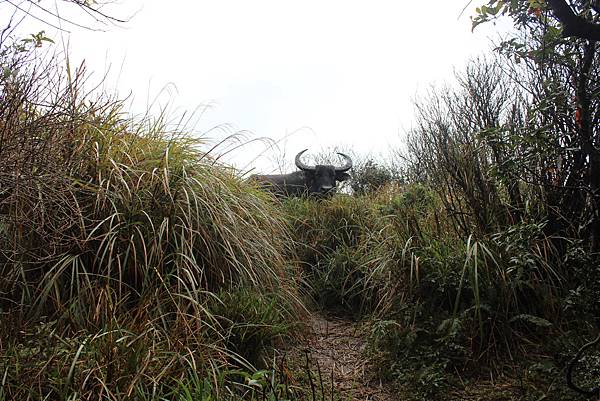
{"left": 250, "top": 149, "right": 353, "bottom": 197}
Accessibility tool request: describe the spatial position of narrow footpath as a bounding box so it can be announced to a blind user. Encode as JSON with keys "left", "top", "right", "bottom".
{"left": 299, "top": 313, "right": 396, "bottom": 401}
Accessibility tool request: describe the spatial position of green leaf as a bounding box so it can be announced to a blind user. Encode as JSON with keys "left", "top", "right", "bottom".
{"left": 509, "top": 314, "right": 552, "bottom": 328}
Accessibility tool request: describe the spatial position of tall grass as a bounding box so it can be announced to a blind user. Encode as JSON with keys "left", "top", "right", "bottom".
{"left": 284, "top": 178, "right": 593, "bottom": 398}
{"left": 2, "top": 33, "right": 596, "bottom": 401}
{"left": 284, "top": 195, "right": 385, "bottom": 315}
{"left": 0, "top": 42, "right": 304, "bottom": 399}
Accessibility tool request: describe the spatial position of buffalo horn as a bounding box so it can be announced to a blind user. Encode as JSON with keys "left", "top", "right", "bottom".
{"left": 335, "top": 152, "right": 353, "bottom": 172}
{"left": 295, "top": 149, "right": 315, "bottom": 171}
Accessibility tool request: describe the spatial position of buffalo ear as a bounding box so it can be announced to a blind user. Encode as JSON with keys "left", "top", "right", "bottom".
{"left": 336, "top": 171, "right": 350, "bottom": 181}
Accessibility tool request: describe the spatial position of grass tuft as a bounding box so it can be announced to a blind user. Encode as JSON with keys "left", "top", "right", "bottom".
{"left": 0, "top": 40, "right": 304, "bottom": 400}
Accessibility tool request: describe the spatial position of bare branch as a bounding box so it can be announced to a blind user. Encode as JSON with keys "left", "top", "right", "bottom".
{"left": 2, "top": 0, "right": 129, "bottom": 34}
{"left": 66, "top": 0, "right": 128, "bottom": 24}
{"left": 5, "top": 0, "right": 67, "bottom": 32}
{"left": 27, "top": 0, "right": 105, "bottom": 32}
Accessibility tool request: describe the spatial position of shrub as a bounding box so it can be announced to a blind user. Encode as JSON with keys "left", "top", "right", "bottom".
{"left": 284, "top": 195, "right": 386, "bottom": 316}
{"left": 209, "top": 287, "right": 302, "bottom": 367}
{"left": 0, "top": 41, "right": 303, "bottom": 399}
{"left": 349, "top": 159, "right": 398, "bottom": 195}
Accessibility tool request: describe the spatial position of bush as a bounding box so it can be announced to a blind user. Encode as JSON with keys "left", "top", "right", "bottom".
{"left": 0, "top": 41, "right": 303, "bottom": 400}
{"left": 284, "top": 195, "right": 387, "bottom": 316}
{"left": 349, "top": 159, "right": 398, "bottom": 195}
{"left": 209, "top": 287, "right": 302, "bottom": 367}
{"left": 283, "top": 176, "right": 596, "bottom": 398}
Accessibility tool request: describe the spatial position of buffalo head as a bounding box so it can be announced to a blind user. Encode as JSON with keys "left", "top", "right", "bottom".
{"left": 294, "top": 149, "right": 352, "bottom": 196}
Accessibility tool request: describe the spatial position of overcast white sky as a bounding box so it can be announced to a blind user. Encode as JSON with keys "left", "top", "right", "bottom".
{"left": 3, "top": 0, "right": 508, "bottom": 172}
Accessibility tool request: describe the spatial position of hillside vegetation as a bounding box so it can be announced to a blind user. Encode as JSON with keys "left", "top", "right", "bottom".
{"left": 0, "top": 42, "right": 306, "bottom": 400}
{"left": 2, "top": 1, "right": 600, "bottom": 399}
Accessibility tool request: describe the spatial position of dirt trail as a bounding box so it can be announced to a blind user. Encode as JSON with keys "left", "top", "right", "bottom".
{"left": 301, "top": 313, "right": 396, "bottom": 401}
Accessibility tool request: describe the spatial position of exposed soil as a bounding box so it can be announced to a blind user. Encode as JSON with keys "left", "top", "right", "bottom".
{"left": 298, "top": 313, "right": 397, "bottom": 401}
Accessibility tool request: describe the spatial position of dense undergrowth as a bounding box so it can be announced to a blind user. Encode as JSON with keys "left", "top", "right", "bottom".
{"left": 282, "top": 47, "right": 600, "bottom": 399}
{"left": 282, "top": 37, "right": 600, "bottom": 397}
{"left": 0, "top": 43, "right": 308, "bottom": 400}
{"left": 3, "top": 5, "right": 600, "bottom": 399}
{"left": 285, "top": 184, "right": 599, "bottom": 400}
